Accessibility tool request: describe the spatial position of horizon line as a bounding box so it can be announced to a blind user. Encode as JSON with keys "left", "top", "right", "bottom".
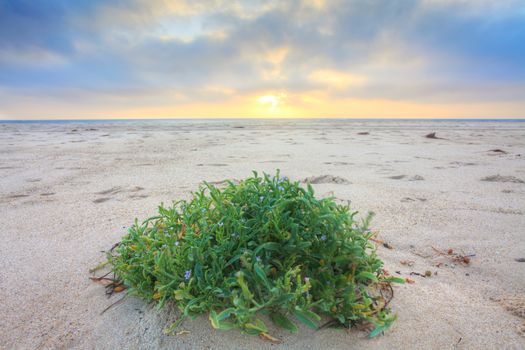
{"left": 2, "top": 117, "right": 525, "bottom": 122}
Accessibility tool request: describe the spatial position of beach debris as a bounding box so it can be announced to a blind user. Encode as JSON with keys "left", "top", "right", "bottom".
{"left": 409, "top": 272, "right": 424, "bottom": 277}
{"left": 488, "top": 149, "right": 507, "bottom": 154}
{"left": 357, "top": 132, "right": 370, "bottom": 135}
{"left": 100, "top": 296, "right": 127, "bottom": 315}
{"left": 409, "top": 271, "right": 433, "bottom": 278}
{"left": 515, "top": 258, "right": 525, "bottom": 262}
{"left": 302, "top": 175, "right": 351, "bottom": 185}
{"left": 176, "top": 330, "right": 191, "bottom": 336}
{"left": 400, "top": 260, "right": 414, "bottom": 266}
{"left": 369, "top": 236, "right": 394, "bottom": 249}
{"left": 480, "top": 175, "right": 524, "bottom": 183}
{"left": 432, "top": 246, "right": 474, "bottom": 265}
{"left": 113, "top": 285, "right": 125, "bottom": 293}
{"left": 89, "top": 276, "right": 114, "bottom": 286}
{"left": 425, "top": 132, "right": 443, "bottom": 139}
{"left": 89, "top": 275, "right": 126, "bottom": 295}
{"left": 405, "top": 278, "right": 415, "bottom": 284}
{"left": 259, "top": 332, "right": 282, "bottom": 344}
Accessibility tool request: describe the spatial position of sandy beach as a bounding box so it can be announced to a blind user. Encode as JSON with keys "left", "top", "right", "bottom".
{"left": 0, "top": 119, "right": 524, "bottom": 349}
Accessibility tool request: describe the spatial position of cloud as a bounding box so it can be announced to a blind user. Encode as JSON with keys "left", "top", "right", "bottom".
{"left": 309, "top": 69, "right": 366, "bottom": 90}
{"left": 0, "top": 0, "right": 524, "bottom": 118}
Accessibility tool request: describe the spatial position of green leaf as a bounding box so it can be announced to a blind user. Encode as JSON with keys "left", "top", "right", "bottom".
{"left": 271, "top": 312, "right": 298, "bottom": 333}
{"left": 209, "top": 310, "right": 235, "bottom": 330}
{"left": 217, "top": 308, "right": 234, "bottom": 321}
{"left": 356, "top": 271, "right": 379, "bottom": 283}
{"left": 254, "top": 242, "right": 281, "bottom": 254}
{"left": 293, "top": 308, "right": 319, "bottom": 330}
{"left": 253, "top": 263, "right": 270, "bottom": 289}
{"left": 369, "top": 323, "right": 391, "bottom": 338}
{"left": 209, "top": 310, "right": 220, "bottom": 329}
{"left": 245, "top": 318, "right": 268, "bottom": 333}
{"left": 297, "top": 307, "right": 321, "bottom": 321}
{"left": 383, "top": 276, "right": 406, "bottom": 284}
{"left": 225, "top": 253, "right": 242, "bottom": 267}
{"left": 236, "top": 272, "right": 254, "bottom": 301}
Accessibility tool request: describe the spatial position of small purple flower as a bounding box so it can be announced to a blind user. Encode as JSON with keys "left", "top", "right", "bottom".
{"left": 278, "top": 186, "right": 284, "bottom": 191}
{"left": 320, "top": 234, "right": 327, "bottom": 241}
{"left": 259, "top": 196, "right": 264, "bottom": 201}
{"left": 175, "top": 241, "right": 180, "bottom": 246}
{"left": 218, "top": 222, "right": 223, "bottom": 227}
{"left": 232, "top": 232, "right": 238, "bottom": 238}
{"left": 184, "top": 269, "right": 191, "bottom": 281}
{"left": 304, "top": 277, "right": 310, "bottom": 283}
{"left": 201, "top": 208, "right": 206, "bottom": 213}
{"left": 256, "top": 256, "right": 261, "bottom": 263}
{"left": 278, "top": 176, "right": 288, "bottom": 183}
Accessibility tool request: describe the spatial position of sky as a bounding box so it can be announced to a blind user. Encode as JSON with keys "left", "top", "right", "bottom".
{"left": 1, "top": 0, "right": 524, "bottom": 119}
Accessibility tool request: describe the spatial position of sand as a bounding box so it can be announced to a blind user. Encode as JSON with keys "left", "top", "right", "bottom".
{"left": 0, "top": 120, "right": 524, "bottom": 349}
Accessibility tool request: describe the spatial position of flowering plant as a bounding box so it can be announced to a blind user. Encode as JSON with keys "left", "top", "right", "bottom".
{"left": 108, "top": 171, "right": 402, "bottom": 338}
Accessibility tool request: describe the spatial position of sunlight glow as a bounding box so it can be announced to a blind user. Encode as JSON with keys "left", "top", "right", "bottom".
{"left": 257, "top": 95, "right": 280, "bottom": 112}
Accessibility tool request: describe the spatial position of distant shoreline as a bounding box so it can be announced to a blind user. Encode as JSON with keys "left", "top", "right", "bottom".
{"left": 1, "top": 118, "right": 524, "bottom": 124}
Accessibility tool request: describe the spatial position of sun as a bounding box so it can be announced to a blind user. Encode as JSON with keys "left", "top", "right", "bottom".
{"left": 257, "top": 95, "right": 280, "bottom": 112}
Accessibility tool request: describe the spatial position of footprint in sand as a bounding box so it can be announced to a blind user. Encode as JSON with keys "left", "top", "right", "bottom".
{"left": 129, "top": 194, "right": 149, "bottom": 199}
{"left": 450, "top": 161, "right": 477, "bottom": 166}
{"left": 324, "top": 161, "right": 351, "bottom": 165}
{"left": 93, "top": 197, "right": 111, "bottom": 203}
{"left": 480, "top": 175, "right": 524, "bottom": 183}
{"left": 388, "top": 175, "right": 407, "bottom": 180}
{"left": 40, "top": 192, "right": 55, "bottom": 196}
{"left": 96, "top": 186, "right": 122, "bottom": 195}
{"left": 196, "top": 163, "right": 229, "bottom": 167}
{"left": 94, "top": 186, "right": 145, "bottom": 203}
{"left": 302, "top": 175, "right": 351, "bottom": 185}
{"left": 8, "top": 194, "right": 30, "bottom": 199}
{"left": 495, "top": 295, "right": 525, "bottom": 319}
{"left": 401, "top": 197, "right": 427, "bottom": 202}
{"left": 488, "top": 149, "right": 507, "bottom": 155}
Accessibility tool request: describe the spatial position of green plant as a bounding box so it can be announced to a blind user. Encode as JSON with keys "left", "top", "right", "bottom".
{"left": 107, "top": 171, "right": 403, "bottom": 338}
